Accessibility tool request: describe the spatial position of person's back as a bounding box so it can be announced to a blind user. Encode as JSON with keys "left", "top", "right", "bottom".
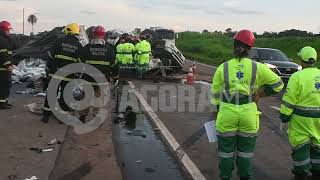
{"left": 42, "top": 23, "right": 82, "bottom": 123}
{"left": 122, "top": 42, "right": 135, "bottom": 64}
{"left": 284, "top": 68, "right": 320, "bottom": 108}
{"left": 135, "top": 40, "right": 151, "bottom": 65}
{"left": 116, "top": 43, "right": 125, "bottom": 64}
{"left": 51, "top": 34, "right": 82, "bottom": 71}
{"left": 280, "top": 46, "right": 320, "bottom": 180}
{"left": 212, "top": 57, "right": 283, "bottom": 106}
{"left": 211, "top": 30, "right": 284, "bottom": 180}
{"left": 81, "top": 43, "right": 115, "bottom": 82}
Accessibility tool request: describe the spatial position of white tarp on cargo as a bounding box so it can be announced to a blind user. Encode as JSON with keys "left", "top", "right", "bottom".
{"left": 12, "top": 58, "right": 46, "bottom": 83}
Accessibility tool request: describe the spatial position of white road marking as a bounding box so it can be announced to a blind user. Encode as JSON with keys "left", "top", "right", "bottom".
{"left": 271, "top": 106, "right": 281, "bottom": 111}
{"left": 128, "top": 81, "right": 207, "bottom": 180}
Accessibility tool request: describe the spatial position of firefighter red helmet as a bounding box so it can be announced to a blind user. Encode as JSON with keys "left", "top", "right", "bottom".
{"left": 233, "top": 30, "right": 255, "bottom": 47}
{"left": 92, "top": 25, "right": 106, "bottom": 39}
{"left": 0, "top": 21, "right": 12, "bottom": 31}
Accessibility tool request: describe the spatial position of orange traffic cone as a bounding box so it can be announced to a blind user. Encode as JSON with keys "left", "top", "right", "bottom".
{"left": 186, "top": 67, "right": 194, "bottom": 85}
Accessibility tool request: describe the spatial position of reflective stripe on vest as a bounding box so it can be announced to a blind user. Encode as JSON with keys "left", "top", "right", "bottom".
{"left": 49, "top": 74, "right": 72, "bottom": 81}
{"left": 43, "top": 107, "right": 51, "bottom": 112}
{"left": 311, "top": 159, "right": 320, "bottom": 164}
{"left": 7, "top": 51, "right": 12, "bottom": 55}
{"left": 282, "top": 100, "right": 320, "bottom": 118}
{"left": 0, "top": 99, "right": 7, "bottom": 103}
{"left": 3, "top": 61, "right": 11, "bottom": 66}
{"left": 0, "top": 68, "right": 8, "bottom": 71}
{"left": 217, "top": 131, "right": 237, "bottom": 137}
{"left": 223, "top": 61, "right": 257, "bottom": 104}
{"left": 0, "top": 49, "right": 8, "bottom": 53}
{"left": 237, "top": 152, "right": 254, "bottom": 158}
{"left": 138, "top": 51, "right": 151, "bottom": 55}
{"left": 272, "top": 80, "right": 284, "bottom": 89}
{"left": 218, "top": 152, "right": 234, "bottom": 158}
{"left": 85, "top": 60, "right": 111, "bottom": 66}
{"left": 238, "top": 132, "right": 257, "bottom": 138}
{"left": 293, "top": 158, "right": 310, "bottom": 166}
{"left": 55, "top": 55, "right": 79, "bottom": 62}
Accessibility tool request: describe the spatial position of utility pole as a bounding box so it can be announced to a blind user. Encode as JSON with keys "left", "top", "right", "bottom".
{"left": 23, "top": 8, "right": 25, "bottom": 35}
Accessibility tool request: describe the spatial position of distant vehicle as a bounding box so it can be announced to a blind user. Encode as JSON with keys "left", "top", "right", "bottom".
{"left": 249, "top": 48, "right": 302, "bottom": 81}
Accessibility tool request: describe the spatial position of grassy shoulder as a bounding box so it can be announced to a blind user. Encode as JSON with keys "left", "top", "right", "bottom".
{"left": 176, "top": 32, "right": 320, "bottom": 67}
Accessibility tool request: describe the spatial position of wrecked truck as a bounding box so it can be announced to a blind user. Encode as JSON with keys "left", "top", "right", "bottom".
{"left": 140, "top": 27, "right": 185, "bottom": 72}
{"left": 106, "top": 28, "right": 185, "bottom": 73}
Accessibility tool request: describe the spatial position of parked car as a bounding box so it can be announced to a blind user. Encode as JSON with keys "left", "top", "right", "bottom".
{"left": 249, "top": 48, "right": 302, "bottom": 81}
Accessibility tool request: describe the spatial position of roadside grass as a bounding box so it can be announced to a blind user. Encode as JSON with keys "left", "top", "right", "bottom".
{"left": 177, "top": 32, "right": 320, "bottom": 68}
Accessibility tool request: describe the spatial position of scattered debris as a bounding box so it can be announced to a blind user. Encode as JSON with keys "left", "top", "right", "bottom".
{"left": 34, "top": 92, "right": 46, "bottom": 97}
{"left": 12, "top": 58, "right": 46, "bottom": 84}
{"left": 22, "top": 176, "right": 38, "bottom": 180}
{"left": 30, "top": 147, "right": 54, "bottom": 153}
{"left": 127, "top": 130, "right": 147, "bottom": 138}
{"left": 25, "top": 103, "right": 43, "bottom": 115}
{"left": 16, "top": 88, "right": 38, "bottom": 95}
{"left": 48, "top": 138, "right": 57, "bottom": 145}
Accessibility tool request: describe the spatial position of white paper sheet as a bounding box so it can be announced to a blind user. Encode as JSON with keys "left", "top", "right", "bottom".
{"left": 204, "top": 121, "right": 217, "bottom": 143}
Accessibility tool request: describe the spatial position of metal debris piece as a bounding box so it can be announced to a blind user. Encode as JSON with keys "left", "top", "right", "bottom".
{"left": 25, "top": 103, "right": 43, "bottom": 115}
{"left": 23, "top": 176, "right": 38, "bottom": 180}
{"left": 30, "top": 147, "right": 54, "bottom": 153}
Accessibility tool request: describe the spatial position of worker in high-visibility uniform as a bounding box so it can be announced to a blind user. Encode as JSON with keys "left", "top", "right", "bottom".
{"left": 0, "top": 21, "right": 13, "bottom": 109}
{"left": 211, "top": 30, "right": 284, "bottom": 180}
{"left": 42, "top": 23, "right": 82, "bottom": 123}
{"left": 135, "top": 35, "right": 151, "bottom": 78}
{"left": 122, "top": 37, "right": 135, "bottom": 76}
{"left": 280, "top": 46, "right": 320, "bottom": 180}
{"left": 116, "top": 37, "right": 126, "bottom": 76}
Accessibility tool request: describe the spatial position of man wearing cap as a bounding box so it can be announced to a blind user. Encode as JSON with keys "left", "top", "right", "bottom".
{"left": 280, "top": 46, "right": 320, "bottom": 180}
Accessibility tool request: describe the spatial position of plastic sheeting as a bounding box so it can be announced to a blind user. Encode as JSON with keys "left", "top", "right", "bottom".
{"left": 12, "top": 58, "right": 46, "bottom": 83}
{"left": 12, "top": 26, "right": 89, "bottom": 61}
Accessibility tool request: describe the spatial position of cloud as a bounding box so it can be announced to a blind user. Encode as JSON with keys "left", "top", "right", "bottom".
{"left": 222, "top": 0, "right": 262, "bottom": 15}
{"left": 80, "top": 10, "right": 97, "bottom": 15}
{"left": 224, "top": 7, "right": 262, "bottom": 15}
{"left": 224, "top": 0, "right": 240, "bottom": 8}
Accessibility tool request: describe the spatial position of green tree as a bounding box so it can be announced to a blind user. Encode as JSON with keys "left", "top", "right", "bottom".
{"left": 27, "top": 14, "right": 38, "bottom": 35}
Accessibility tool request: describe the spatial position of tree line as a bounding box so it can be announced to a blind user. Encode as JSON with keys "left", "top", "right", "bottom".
{"left": 202, "top": 28, "right": 320, "bottom": 38}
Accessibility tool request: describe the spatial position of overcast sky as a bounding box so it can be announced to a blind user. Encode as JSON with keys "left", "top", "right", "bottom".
{"left": 0, "top": 0, "right": 319, "bottom": 35}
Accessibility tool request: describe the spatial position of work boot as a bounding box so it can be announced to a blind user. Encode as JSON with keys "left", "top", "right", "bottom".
{"left": 41, "top": 115, "right": 50, "bottom": 123}
{"left": 294, "top": 174, "right": 308, "bottom": 180}
{"left": 0, "top": 103, "right": 11, "bottom": 109}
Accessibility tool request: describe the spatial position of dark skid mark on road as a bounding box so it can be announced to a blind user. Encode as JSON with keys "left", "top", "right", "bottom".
{"left": 58, "top": 162, "right": 92, "bottom": 180}
{"left": 113, "top": 114, "right": 186, "bottom": 180}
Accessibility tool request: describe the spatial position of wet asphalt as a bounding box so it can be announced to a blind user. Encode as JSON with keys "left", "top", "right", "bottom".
{"left": 112, "top": 113, "right": 186, "bottom": 180}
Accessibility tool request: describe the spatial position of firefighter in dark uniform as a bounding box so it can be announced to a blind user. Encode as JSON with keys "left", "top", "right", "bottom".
{"left": 0, "top": 21, "right": 13, "bottom": 109}
{"left": 42, "top": 23, "right": 83, "bottom": 123}
{"left": 80, "top": 25, "right": 117, "bottom": 94}
{"left": 79, "top": 25, "right": 117, "bottom": 121}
